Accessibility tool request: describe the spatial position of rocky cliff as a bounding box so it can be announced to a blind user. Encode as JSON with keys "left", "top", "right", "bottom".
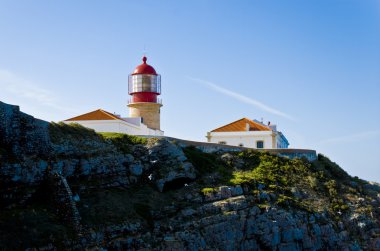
{"left": 0, "top": 101, "right": 379, "bottom": 250}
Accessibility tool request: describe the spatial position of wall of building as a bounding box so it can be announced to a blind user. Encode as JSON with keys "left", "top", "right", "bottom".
{"left": 63, "top": 120, "right": 163, "bottom": 136}
{"left": 275, "top": 132, "right": 289, "bottom": 149}
{"left": 208, "top": 131, "right": 275, "bottom": 149}
{"left": 128, "top": 102, "right": 162, "bottom": 130}
{"left": 123, "top": 117, "right": 143, "bottom": 126}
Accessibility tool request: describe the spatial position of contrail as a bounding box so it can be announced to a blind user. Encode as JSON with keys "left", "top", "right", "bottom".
{"left": 189, "top": 77, "right": 295, "bottom": 120}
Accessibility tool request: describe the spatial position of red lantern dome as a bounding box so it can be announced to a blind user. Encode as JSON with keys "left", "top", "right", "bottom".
{"left": 132, "top": 56, "right": 157, "bottom": 75}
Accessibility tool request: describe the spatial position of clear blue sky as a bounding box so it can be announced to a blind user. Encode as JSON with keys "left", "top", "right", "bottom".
{"left": 1, "top": 1, "right": 379, "bottom": 182}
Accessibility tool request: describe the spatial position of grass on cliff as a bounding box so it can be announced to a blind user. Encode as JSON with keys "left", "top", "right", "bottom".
{"left": 185, "top": 147, "right": 360, "bottom": 214}
{"left": 183, "top": 146, "right": 216, "bottom": 172}
{"left": 99, "top": 132, "right": 147, "bottom": 154}
{"left": 184, "top": 147, "right": 308, "bottom": 188}
{"left": 230, "top": 152, "right": 360, "bottom": 213}
{"left": 183, "top": 146, "right": 227, "bottom": 175}
{"left": 229, "top": 151, "right": 309, "bottom": 186}
{"left": 311, "top": 154, "right": 351, "bottom": 182}
{"left": 49, "top": 122, "right": 102, "bottom": 143}
{"left": 49, "top": 123, "right": 148, "bottom": 154}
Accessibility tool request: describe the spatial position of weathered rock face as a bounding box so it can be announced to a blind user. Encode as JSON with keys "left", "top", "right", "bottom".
{"left": 0, "top": 102, "right": 379, "bottom": 251}
{"left": 148, "top": 139, "right": 196, "bottom": 192}
{"left": 74, "top": 183, "right": 378, "bottom": 251}
{"left": 159, "top": 202, "right": 350, "bottom": 251}
{"left": 0, "top": 101, "right": 50, "bottom": 156}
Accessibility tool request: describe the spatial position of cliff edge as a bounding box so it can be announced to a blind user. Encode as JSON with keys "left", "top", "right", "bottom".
{"left": 0, "top": 101, "right": 379, "bottom": 250}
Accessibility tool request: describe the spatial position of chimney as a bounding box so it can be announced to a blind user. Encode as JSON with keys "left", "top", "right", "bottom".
{"left": 246, "top": 123, "right": 250, "bottom": 131}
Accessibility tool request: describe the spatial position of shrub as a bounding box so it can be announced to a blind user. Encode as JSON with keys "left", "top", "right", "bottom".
{"left": 236, "top": 150, "right": 261, "bottom": 170}
{"left": 183, "top": 146, "right": 220, "bottom": 174}
{"left": 276, "top": 194, "right": 295, "bottom": 207}
{"left": 307, "top": 175, "right": 318, "bottom": 189}
{"left": 331, "top": 198, "right": 350, "bottom": 214}
{"left": 230, "top": 171, "right": 257, "bottom": 185}
{"left": 324, "top": 180, "right": 338, "bottom": 197}
{"left": 228, "top": 152, "right": 309, "bottom": 188}
{"left": 201, "top": 187, "right": 215, "bottom": 195}
{"left": 312, "top": 154, "right": 350, "bottom": 181}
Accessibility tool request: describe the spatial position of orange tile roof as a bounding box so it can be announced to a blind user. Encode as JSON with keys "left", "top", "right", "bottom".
{"left": 65, "top": 109, "right": 122, "bottom": 121}
{"left": 211, "top": 118, "right": 271, "bottom": 132}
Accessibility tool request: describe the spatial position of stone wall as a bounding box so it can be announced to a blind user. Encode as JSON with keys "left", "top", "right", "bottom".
{"left": 154, "top": 136, "right": 318, "bottom": 162}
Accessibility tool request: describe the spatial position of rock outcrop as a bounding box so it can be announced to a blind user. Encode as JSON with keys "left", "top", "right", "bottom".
{"left": 0, "top": 101, "right": 379, "bottom": 250}
{"left": 0, "top": 101, "right": 50, "bottom": 156}
{"left": 148, "top": 139, "right": 196, "bottom": 192}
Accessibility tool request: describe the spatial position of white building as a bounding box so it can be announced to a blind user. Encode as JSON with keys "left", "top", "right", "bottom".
{"left": 63, "top": 109, "right": 163, "bottom": 136}
{"left": 62, "top": 56, "right": 164, "bottom": 136}
{"left": 206, "top": 118, "right": 289, "bottom": 149}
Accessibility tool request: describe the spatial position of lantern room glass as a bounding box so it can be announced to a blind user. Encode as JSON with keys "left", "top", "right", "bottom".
{"left": 128, "top": 74, "right": 161, "bottom": 94}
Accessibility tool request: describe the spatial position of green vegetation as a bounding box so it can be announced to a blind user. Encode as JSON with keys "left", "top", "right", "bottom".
{"left": 49, "top": 122, "right": 101, "bottom": 143}
{"left": 229, "top": 152, "right": 309, "bottom": 187}
{"left": 185, "top": 148, "right": 359, "bottom": 215}
{"left": 235, "top": 150, "right": 261, "bottom": 170}
{"left": 229, "top": 171, "right": 257, "bottom": 186}
{"left": 201, "top": 187, "right": 215, "bottom": 195}
{"left": 324, "top": 180, "right": 338, "bottom": 197}
{"left": 311, "top": 154, "right": 350, "bottom": 181}
{"left": 183, "top": 146, "right": 222, "bottom": 175}
{"left": 49, "top": 123, "right": 148, "bottom": 155}
{"left": 2, "top": 109, "right": 378, "bottom": 249}
{"left": 99, "top": 132, "right": 147, "bottom": 154}
{"left": 276, "top": 194, "right": 296, "bottom": 207}
{"left": 257, "top": 203, "right": 270, "bottom": 210}
{"left": 99, "top": 132, "right": 147, "bottom": 145}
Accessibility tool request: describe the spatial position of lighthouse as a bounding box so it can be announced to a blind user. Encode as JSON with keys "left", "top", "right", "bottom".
{"left": 128, "top": 56, "right": 162, "bottom": 131}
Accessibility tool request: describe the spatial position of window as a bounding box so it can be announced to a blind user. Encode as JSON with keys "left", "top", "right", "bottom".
{"left": 238, "top": 143, "right": 244, "bottom": 147}
{"left": 256, "top": 141, "right": 264, "bottom": 149}
{"left": 218, "top": 141, "right": 226, "bottom": 145}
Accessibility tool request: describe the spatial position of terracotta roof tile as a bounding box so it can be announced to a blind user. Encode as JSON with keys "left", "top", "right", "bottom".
{"left": 65, "top": 109, "right": 122, "bottom": 121}
{"left": 211, "top": 118, "right": 271, "bottom": 132}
